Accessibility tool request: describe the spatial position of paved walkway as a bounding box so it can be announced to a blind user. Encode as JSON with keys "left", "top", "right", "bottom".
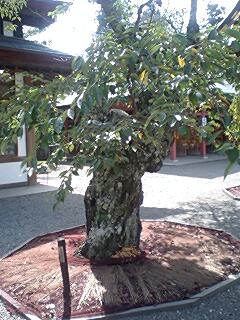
{"left": 0, "top": 160, "right": 240, "bottom": 319}
{"left": 163, "top": 153, "right": 227, "bottom": 166}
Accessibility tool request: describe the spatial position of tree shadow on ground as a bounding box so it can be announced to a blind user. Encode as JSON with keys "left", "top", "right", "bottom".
{"left": 80, "top": 218, "right": 240, "bottom": 317}
{"left": 86, "top": 253, "right": 223, "bottom": 317}
{"left": 176, "top": 199, "right": 240, "bottom": 239}
{"left": 0, "top": 192, "right": 85, "bottom": 258}
{"left": 159, "top": 160, "right": 239, "bottom": 179}
{"left": 2, "top": 188, "right": 240, "bottom": 259}
{"left": 141, "top": 198, "right": 240, "bottom": 239}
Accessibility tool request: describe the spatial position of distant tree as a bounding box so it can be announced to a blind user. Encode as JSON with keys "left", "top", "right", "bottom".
{"left": 187, "top": 0, "right": 200, "bottom": 44}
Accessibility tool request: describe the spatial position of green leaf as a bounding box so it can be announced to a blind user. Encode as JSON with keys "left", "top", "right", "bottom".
{"left": 225, "top": 148, "right": 239, "bottom": 163}
{"left": 183, "top": 63, "right": 192, "bottom": 75}
{"left": 189, "top": 92, "right": 198, "bottom": 106}
{"left": 224, "top": 28, "right": 240, "bottom": 41}
{"left": 230, "top": 40, "right": 240, "bottom": 53}
{"left": 149, "top": 44, "right": 161, "bottom": 55}
{"left": 189, "top": 91, "right": 204, "bottom": 105}
{"left": 94, "top": 159, "right": 102, "bottom": 171}
{"left": 223, "top": 112, "right": 232, "bottom": 127}
{"left": 120, "top": 128, "right": 132, "bottom": 141}
{"left": 74, "top": 155, "right": 86, "bottom": 168}
{"left": 104, "top": 158, "right": 115, "bottom": 168}
{"left": 127, "top": 52, "right": 138, "bottom": 66}
{"left": 72, "top": 56, "right": 85, "bottom": 71}
{"left": 206, "top": 130, "right": 222, "bottom": 144}
{"left": 144, "top": 110, "right": 166, "bottom": 129}
{"left": 174, "top": 34, "right": 188, "bottom": 46}
{"left": 224, "top": 161, "right": 233, "bottom": 180}
{"left": 54, "top": 117, "right": 64, "bottom": 133}
{"left": 158, "top": 112, "right": 167, "bottom": 123}
{"left": 201, "top": 62, "right": 210, "bottom": 73}
{"left": 59, "top": 170, "right": 69, "bottom": 178}
{"left": 217, "top": 142, "right": 234, "bottom": 153}
{"left": 72, "top": 169, "right": 79, "bottom": 176}
{"left": 30, "top": 156, "right": 38, "bottom": 170}
{"left": 93, "top": 86, "right": 103, "bottom": 104}
{"left": 178, "top": 125, "right": 189, "bottom": 136}
{"left": 208, "top": 29, "right": 218, "bottom": 40}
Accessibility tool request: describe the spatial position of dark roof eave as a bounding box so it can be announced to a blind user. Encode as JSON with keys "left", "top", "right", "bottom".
{"left": 218, "top": 0, "right": 240, "bottom": 30}
{"left": 0, "top": 48, "right": 73, "bottom": 74}
{"left": 0, "top": 35, "right": 73, "bottom": 57}
{"left": 21, "top": 0, "right": 71, "bottom": 29}
{"left": 0, "top": 35, "right": 74, "bottom": 74}
{"left": 2, "top": 1, "right": 71, "bottom": 29}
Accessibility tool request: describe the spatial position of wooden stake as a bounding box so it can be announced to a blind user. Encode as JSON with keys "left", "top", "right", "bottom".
{"left": 57, "top": 237, "right": 71, "bottom": 319}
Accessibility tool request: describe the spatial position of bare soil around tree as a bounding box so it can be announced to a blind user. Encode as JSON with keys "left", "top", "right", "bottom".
{"left": 1, "top": 220, "right": 240, "bottom": 319}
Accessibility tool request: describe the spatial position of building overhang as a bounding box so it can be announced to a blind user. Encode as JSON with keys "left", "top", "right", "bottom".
{"left": 3, "top": 0, "right": 72, "bottom": 29}
{"left": 218, "top": 0, "right": 240, "bottom": 30}
{"left": 0, "top": 36, "right": 73, "bottom": 74}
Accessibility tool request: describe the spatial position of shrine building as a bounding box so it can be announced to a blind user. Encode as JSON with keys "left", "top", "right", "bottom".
{"left": 0, "top": 0, "right": 73, "bottom": 188}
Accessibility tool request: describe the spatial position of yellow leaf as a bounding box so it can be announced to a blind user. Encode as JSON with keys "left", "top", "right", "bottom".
{"left": 178, "top": 55, "right": 186, "bottom": 68}
{"left": 139, "top": 70, "right": 146, "bottom": 82}
{"left": 139, "top": 70, "right": 148, "bottom": 85}
{"left": 143, "top": 72, "right": 148, "bottom": 85}
{"left": 191, "top": 48, "right": 198, "bottom": 54}
{"left": 68, "top": 143, "right": 75, "bottom": 153}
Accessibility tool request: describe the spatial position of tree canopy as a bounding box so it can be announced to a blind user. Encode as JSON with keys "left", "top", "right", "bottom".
{"left": 0, "top": 0, "right": 27, "bottom": 20}
{"left": 1, "top": 0, "right": 239, "bottom": 177}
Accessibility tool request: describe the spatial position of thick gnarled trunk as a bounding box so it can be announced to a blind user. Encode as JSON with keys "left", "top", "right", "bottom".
{"left": 75, "top": 137, "right": 170, "bottom": 261}
{"left": 76, "top": 165, "right": 144, "bottom": 260}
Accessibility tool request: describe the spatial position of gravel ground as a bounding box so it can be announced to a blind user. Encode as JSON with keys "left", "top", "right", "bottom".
{"left": 0, "top": 299, "right": 25, "bottom": 320}
{"left": 0, "top": 159, "right": 240, "bottom": 319}
{"left": 123, "top": 282, "right": 240, "bottom": 320}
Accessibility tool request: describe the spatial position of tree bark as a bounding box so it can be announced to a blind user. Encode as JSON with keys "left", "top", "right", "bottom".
{"left": 76, "top": 164, "right": 144, "bottom": 260}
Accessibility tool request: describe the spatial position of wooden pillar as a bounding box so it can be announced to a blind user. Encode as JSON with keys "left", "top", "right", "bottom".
{"left": 16, "top": 72, "right": 37, "bottom": 186}
{"left": 27, "top": 128, "right": 37, "bottom": 185}
{"left": 200, "top": 112, "right": 208, "bottom": 158}
{"left": 170, "top": 138, "right": 177, "bottom": 161}
{"left": 200, "top": 140, "right": 207, "bottom": 158}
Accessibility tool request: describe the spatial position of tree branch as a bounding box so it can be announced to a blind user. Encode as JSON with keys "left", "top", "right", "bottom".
{"left": 134, "top": 0, "right": 162, "bottom": 29}
{"left": 135, "top": 0, "right": 152, "bottom": 29}
{"left": 164, "top": 16, "right": 179, "bottom": 33}
{"left": 146, "top": 6, "right": 156, "bottom": 32}
{"left": 96, "top": 0, "right": 124, "bottom": 33}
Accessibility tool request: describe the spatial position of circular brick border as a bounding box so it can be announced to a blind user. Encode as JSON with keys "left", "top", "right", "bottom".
{"left": 1, "top": 221, "right": 240, "bottom": 320}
